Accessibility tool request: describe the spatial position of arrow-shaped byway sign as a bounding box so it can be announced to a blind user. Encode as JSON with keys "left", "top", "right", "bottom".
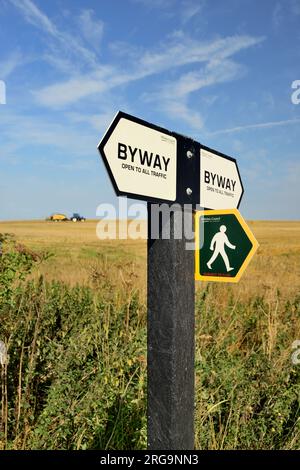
{"left": 200, "top": 147, "right": 244, "bottom": 210}
{"left": 98, "top": 111, "right": 177, "bottom": 203}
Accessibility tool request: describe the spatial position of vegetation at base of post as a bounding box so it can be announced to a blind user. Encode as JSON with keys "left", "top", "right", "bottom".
{"left": 195, "top": 286, "right": 300, "bottom": 449}
{"left": 0, "top": 221, "right": 299, "bottom": 450}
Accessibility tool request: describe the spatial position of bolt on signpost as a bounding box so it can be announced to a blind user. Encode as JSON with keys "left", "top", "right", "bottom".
{"left": 98, "top": 111, "right": 257, "bottom": 450}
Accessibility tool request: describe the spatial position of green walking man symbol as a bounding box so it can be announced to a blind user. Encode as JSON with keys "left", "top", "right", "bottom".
{"left": 207, "top": 225, "right": 236, "bottom": 272}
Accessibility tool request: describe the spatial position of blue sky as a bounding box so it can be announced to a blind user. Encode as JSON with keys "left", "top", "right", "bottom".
{"left": 0, "top": 0, "right": 299, "bottom": 220}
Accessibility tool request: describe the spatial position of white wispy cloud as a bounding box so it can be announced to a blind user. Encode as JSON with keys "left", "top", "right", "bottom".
{"left": 131, "top": 0, "right": 204, "bottom": 23}
{"left": 160, "top": 100, "right": 204, "bottom": 129}
{"left": 7, "top": 0, "right": 265, "bottom": 133}
{"left": 149, "top": 59, "right": 243, "bottom": 101}
{"left": 272, "top": 2, "right": 282, "bottom": 28}
{"left": 32, "top": 65, "right": 130, "bottom": 108}
{"left": 131, "top": 0, "right": 174, "bottom": 9}
{"left": 272, "top": 0, "right": 300, "bottom": 27}
{"left": 9, "top": 0, "right": 98, "bottom": 67}
{"left": 0, "top": 51, "right": 23, "bottom": 78}
{"left": 181, "top": 0, "right": 205, "bottom": 23}
{"left": 141, "top": 35, "right": 261, "bottom": 129}
{"left": 142, "top": 60, "right": 242, "bottom": 130}
{"left": 137, "top": 33, "right": 264, "bottom": 75}
{"left": 9, "top": 0, "right": 57, "bottom": 34}
{"left": 66, "top": 111, "right": 115, "bottom": 131}
{"left": 34, "top": 32, "right": 264, "bottom": 109}
{"left": 210, "top": 118, "right": 300, "bottom": 135}
{"left": 78, "top": 9, "right": 104, "bottom": 48}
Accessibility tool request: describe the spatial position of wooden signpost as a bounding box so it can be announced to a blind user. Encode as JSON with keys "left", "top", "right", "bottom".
{"left": 147, "top": 204, "right": 195, "bottom": 449}
{"left": 98, "top": 111, "right": 257, "bottom": 450}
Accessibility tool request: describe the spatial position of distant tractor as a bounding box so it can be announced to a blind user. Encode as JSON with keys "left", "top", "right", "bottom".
{"left": 48, "top": 213, "right": 68, "bottom": 222}
{"left": 71, "top": 213, "right": 86, "bottom": 222}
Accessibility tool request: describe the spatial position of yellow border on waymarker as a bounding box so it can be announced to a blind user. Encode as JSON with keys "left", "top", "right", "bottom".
{"left": 195, "top": 208, "right": 259, "bottom": 283}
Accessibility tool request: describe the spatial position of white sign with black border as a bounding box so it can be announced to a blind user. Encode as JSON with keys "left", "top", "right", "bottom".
{"left": 98, "top": 111, "right": 177, "bottom": 203}
{"left": 200, "top": 147, "right": 244, "bottom": 209}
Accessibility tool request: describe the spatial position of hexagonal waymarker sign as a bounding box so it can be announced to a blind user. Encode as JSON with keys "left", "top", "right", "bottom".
{"left": 98, "top": 111, "right": 177, "bottom": 203}
{"left": 195, "top": 209, "right": 259, "bottom": 283}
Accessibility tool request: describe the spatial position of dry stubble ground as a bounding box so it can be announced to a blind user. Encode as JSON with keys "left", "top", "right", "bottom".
{"left": 1, "top": 219, "right": 299, "bottom": 299}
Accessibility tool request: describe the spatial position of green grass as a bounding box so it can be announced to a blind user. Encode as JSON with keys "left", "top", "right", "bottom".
{"left": 0, "top": 239, "right": 147, "bottom": 450}
{"left": 0, "top": 226, "right": 300, "bottom": 450}
{"left": 194, "top": 286, "right": 300, "bottom": 449}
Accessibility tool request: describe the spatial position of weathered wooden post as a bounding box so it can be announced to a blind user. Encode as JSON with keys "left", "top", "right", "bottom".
{"left": 147, "top": 203, "right": 195, "bottom": 449}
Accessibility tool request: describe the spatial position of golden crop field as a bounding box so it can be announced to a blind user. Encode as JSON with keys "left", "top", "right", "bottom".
{"left": 1, "top": 219, "right": 300, "bottom": 300}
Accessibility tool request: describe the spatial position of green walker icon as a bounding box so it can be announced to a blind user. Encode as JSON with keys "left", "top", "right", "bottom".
{"left": 207, "top": 225, "right": 236, "bottom": 272}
